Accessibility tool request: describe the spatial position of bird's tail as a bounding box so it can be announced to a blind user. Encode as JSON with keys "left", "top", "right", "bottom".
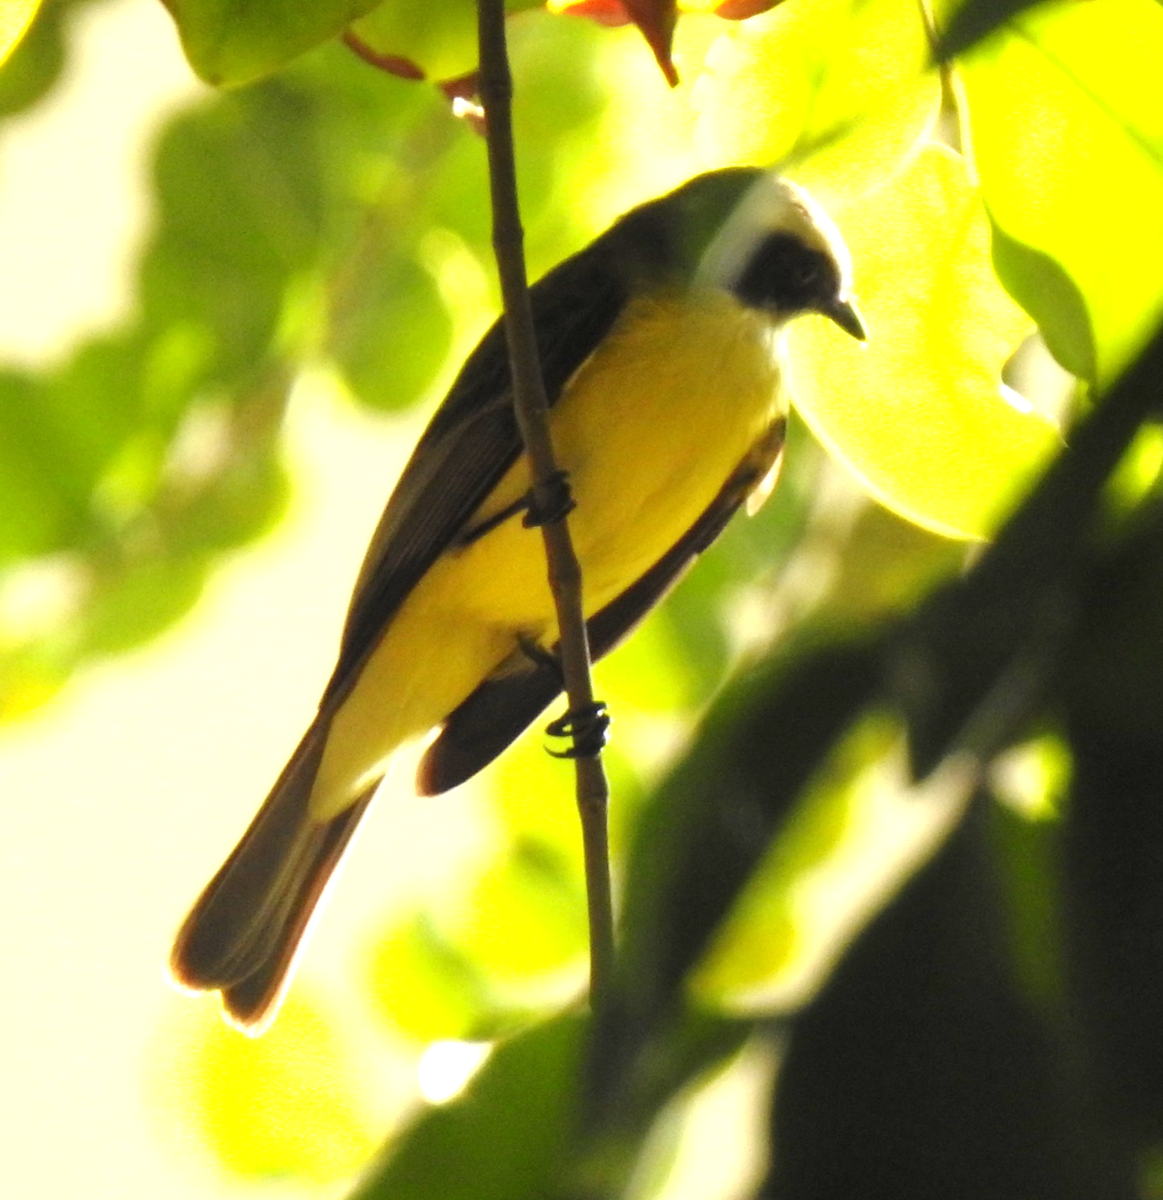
{"left": 170, "top": 718, "right": 375, "bottom": 1033}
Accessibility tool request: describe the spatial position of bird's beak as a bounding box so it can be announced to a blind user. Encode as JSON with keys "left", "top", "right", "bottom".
{"left": 822, "top": 297, "right": 867, "bottom": 341}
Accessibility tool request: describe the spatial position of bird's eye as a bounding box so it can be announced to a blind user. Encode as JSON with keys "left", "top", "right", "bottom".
{"left": 794, "top": 260, "right": 820, "bottom": 287}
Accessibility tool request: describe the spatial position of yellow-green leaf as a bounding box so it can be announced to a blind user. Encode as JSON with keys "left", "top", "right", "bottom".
{"left": 162, "top": 994, "right": 380, "bottom": 1181}
{"left": 693, "top": 0, "right": 940, "bottom": 198}
{"left": 958, "top": 0, "right": 1163, "bottom": 384}
{"left": 365, "top": 913, "right": 493, "bottom": 1042}
{"left": 787, "top": 145, "right": 1059, "bottom": 540}
{"left": 0, "top": 0, "right": 40, "bottom": 68}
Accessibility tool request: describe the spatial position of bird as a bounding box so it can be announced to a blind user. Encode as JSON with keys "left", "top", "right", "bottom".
{"left": 170, "top": 167, "right": 866, "bottom": 1032}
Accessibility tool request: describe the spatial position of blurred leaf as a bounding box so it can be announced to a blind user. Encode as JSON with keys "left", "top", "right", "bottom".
{"left": 353, "top": 1006, "right": 754, "bottom": 1200}
{"left": 788, "top": 145, "right": 1059, "bottom": 540}
{"left": 0, "top": 0, "right": 73, "bottom": 116}
{"left": 485, "top": 728, "right": 586, "bottom": 848}
{"left": 899, "top": 321, "right": 1163, "bottom": 777}
{"left": 616, "top": 626, "right": 884, "bottom": 1025}
{"left": 0, "top": 0, "right": 41, "bottom": 68}
{"left": 79, "top": 554, "right": 207, "bottom": 656}
{"left": 365, "top": 912, "right": 495, "bottom": 1042}
{"left": 818, "top": 498, "right": 968, "bottom": 623}
{"left": 689, "top": 713, "right": 893, "bottom": 1011}
{"left": 451, "top": 839, "right": 588, "bottom": 984}
{"left": 172, "top": 992, "right": 380, "bottom": 1182}
{"left": 141, "top": 82, "right": 328, "bottom": 387}
{"left": 481, "top": 716, "right": 651, "bottom": 874}
{"left": 958, "top": 0, "right": 1163, "bottom": 383}
{"left": 329, "top": 253, "right": 454, "bottom": 411}
{"left": 0, "top": 372, "right": 86, "bottom": 560}
{"left": 693, "top": 0, "right": 940, "bottom": 197}
{"left": 351, "top": 1014, "right": 584, "bottom": 1200}
{"left": 168, "top": 442, "right": 290, "bottom": 552}
{"left": 161, "top": 0, "right": 381, "bottom": 86}
{"left": 989, "top": 767, "right": 1069, "bottom": 1014}
{"left": 761, "top": 801, "right": 1133, "bottom": 1199}
{"left": 1061, "top": 497, "right": 1163, "bottom": 1131}
{"left": 593, "top": 603, "right": 707, "bottom": 716}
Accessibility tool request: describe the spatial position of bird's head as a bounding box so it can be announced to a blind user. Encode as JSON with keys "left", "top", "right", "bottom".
{"left": 672, "top": 169, "right": 864, "bottom": 340}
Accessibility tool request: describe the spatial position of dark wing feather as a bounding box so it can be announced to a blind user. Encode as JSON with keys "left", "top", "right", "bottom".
{"left": 322, "top": 251, "right": 633, "bottom": 708}
{"left": 417, "top": 418, "right": 788, "bottom": 794}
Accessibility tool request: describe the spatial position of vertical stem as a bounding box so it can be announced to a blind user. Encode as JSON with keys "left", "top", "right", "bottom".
{"left": 476, "top": 0, "right": 616, "bottom": 1010}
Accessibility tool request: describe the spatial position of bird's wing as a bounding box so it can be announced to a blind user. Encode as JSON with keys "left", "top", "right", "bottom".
{"left": 320, "top": 248, "right": 633, "bottom": 709}
{"left": 416, "top": 417, "right": 788, "bottom": 794}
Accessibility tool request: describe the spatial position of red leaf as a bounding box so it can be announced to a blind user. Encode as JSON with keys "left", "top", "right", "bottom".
{"left": 624, "top": 0, "right": 679, "bottom": 83}
{"left": 710, "top": 0, "right": 784, "bottom": 19}
{"left": 555, "top": 0, "right": 635, "bottom": 25}
{"left": 553, "top": 0, "right": 678, "bottom": 84}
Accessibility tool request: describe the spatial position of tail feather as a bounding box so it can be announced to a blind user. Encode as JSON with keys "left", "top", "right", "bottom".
{"left": 218, "top": 787, "right": 374, "bottom": 1032}
{"left": 170, "top": 718, "right": 377, "bottom": 1033}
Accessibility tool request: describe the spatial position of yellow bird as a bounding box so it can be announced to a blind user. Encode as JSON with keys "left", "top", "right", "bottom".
{"left": 171, "top": 168, "right": 865, "bottom": 1031}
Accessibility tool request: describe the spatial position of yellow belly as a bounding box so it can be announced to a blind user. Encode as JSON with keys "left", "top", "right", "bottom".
{"left": 311, "top": 288, "right": 784, "bottom": 815}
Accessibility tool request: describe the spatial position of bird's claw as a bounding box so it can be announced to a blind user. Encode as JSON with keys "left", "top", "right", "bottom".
{"left": 522, "top": 470, "right": 576, "bottom": 528}
{"left": 545, "top": 700, "right": 611, "bottom": 759}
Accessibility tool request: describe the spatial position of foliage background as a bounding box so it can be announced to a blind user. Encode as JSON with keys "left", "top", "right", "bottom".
{"left": 1, "top": 0, "right": 1162, "bottom": 1197}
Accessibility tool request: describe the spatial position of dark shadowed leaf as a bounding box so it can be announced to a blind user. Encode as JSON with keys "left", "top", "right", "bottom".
{"left": 760, "top": 801, "right": 1136, "bottom": 1199}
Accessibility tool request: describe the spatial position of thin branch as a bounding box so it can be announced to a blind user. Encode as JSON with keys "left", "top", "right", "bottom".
{"left": 476, "top": 0, "right": 616, "bottom": 1011}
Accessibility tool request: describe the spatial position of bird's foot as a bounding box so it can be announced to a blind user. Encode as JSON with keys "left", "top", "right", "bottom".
{"left": 522, "top": 470, "right": 576, "bottom": 528}
{"left": 545, "top": 700, "right": 611, "bottom": 760}
{"left": 517, "top": 634, "right": 563, "bottom": 677}
{"left": 457, "top": 470, "right": 575, "bottom": 547}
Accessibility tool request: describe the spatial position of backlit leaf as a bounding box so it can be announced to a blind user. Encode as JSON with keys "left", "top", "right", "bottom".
{"left": 958, "top": 0, "right": 1163, "bottom": 383}
{"left": 788, "top": 145, "right": 1059, "bottom": 539}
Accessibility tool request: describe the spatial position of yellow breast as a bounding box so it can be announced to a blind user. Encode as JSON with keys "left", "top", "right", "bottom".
{"left": 459, "top": 286, "right": 785, "bottom": 624}
{"left": 311, "top": 287, "right": 785, "bottom": 813}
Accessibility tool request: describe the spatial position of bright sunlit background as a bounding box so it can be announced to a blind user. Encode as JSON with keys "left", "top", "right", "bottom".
{"left": 0, "top": 4, "right": 488, "bottom": 1195}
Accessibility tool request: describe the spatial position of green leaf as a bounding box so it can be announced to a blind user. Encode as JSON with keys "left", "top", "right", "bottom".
{"left": 364, "top": 913, "right": 495, "bottom": 1042}
{"left": 900, "top": 323, "right": 1163, "bottom": 777}
{"left": 689, "top": 714, "right": 895, "bottom": 1011}
{"left": 141, "top": 82, "right": 328, "bottom": 385}
{"left": 169, "top": 445, "right": 290, "bottom": 552}
{"left": 450, "top": 840, "right": 588, "bottom": 984}
{"left": 329, "top": 254, "right": 454, "bottom": 411}
{"left": 989, "top": 223, "right": 1096, "bottom": 383}
{"left": 763, "top": 803, "right": 1129, "bottom": 1197}
{"left": 787, "top": 145, "right": 1059, "bottom": 540}
{"left": 0, "top": 372, "right": 83, "bottom": 559}
{"left": 165, "top": 992, "right": 380, "bottom": 1182}
{"left": 617, "top": 627, "right": 884, "bottom": 1023}
{"left": 80, "top": 555, "right": 207, "bottom": 656}
{"left": 0, "top": 0, "right": 64, "bottom": 116}
{"left": 937, "top": 0, "right": 1046, "bottom": 60}
{"left": 350, "top": 1015, "right": 584, "bottom": 1200}
{"left": 958, "top": 0, "right": 1163, "bottom": 383}
{"left": 693, "top": 0, "right": 941, "bottom": 198}
{"left": 0, "top": 0, "right": 41, "bottom": 69}
{"left": 161, "top": 0, "right": 381, "bottom": 86}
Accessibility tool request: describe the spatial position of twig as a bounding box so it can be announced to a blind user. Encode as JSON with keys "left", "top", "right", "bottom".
{"left": 476, "top": 0, "right": 616, "bottom": 1011}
